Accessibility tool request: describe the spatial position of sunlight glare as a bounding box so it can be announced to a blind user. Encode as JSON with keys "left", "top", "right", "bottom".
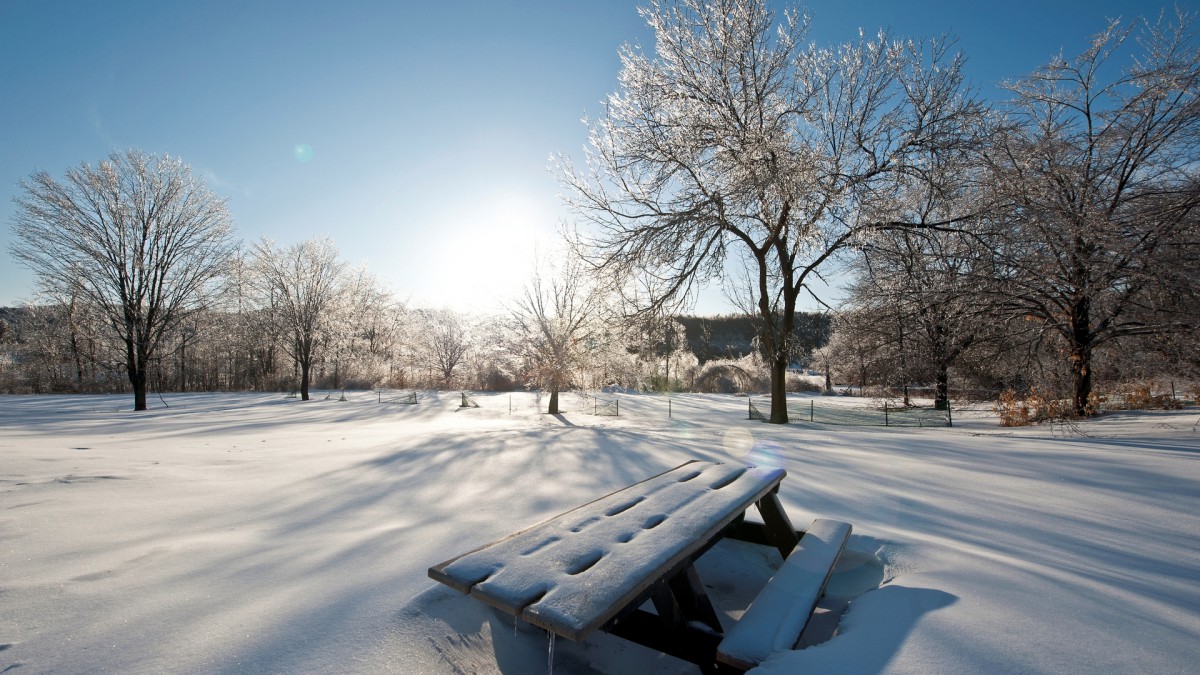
{"left": 420, "top": 189, "right": 549, "bottom": 312}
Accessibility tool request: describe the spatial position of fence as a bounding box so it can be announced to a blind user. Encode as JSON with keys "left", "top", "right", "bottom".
{"left": 378, "top": 390, "right": 418, "bottom": 404}
{"left": 594, "top": 397, "right": 619, "bottom": 416}
{"left": 750, "top": 398, "right": 952, "bottom": 427}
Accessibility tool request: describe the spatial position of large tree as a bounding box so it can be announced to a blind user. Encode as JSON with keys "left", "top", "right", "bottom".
{"left": 560, "top": 0, "right": 983, "bottom": 422}
{"left": 253, "top": 237, "right": 346, "bottom": 401}
{"left": 11, "top": 150, "right": 235, "bottom": 410}
{"left": 985, "top": 12, "right": 1200, "bottom": 416}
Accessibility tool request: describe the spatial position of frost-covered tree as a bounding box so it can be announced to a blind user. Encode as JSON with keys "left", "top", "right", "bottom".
{"left": 338, "top": 266, "right": 403, "bottom": 388}
{"left": 985, "top": 11, "right": 1200, "bottom": 415}
{"left": 849, "top": 174, "right": 996, "bottom": 408}
{"left": 10, "top": 150, "right": 236, "bottom": 410}
{"left": 417, "top": 309, "right": 472, "bottom": 388}
{"left": 253, "top": 237, "right": 346, "bottom": 400}
{"left": 509, "top": 255, "right": 601, "bottom": 414}
{"left": 560, "top": 0, "right": 984, "bottom": 422}
{"left": 625, "top": 312, "right": 695, "bottom": 391}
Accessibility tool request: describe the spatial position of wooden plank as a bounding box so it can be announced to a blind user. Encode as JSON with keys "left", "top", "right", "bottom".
{"left": 428, "top": 459, "right": 709, "bottom": 592}
{"left": 667, "top": 563, "right": 724, "bottom": 634}
{"left": 716, "top": 519, "right": 852, "bottom": 670}
{"left": 723, "top": 519, "right": 804, "bottom": 549}
{"left": 428, "top": 461, "right": 786, "bottom": 641}
{"left": 756, "top": 490, "right": 800, "bottom": 558}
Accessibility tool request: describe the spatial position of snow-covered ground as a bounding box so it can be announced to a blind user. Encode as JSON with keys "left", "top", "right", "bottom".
{"left": 2, "top": 391, "right": 1198, "bottom": 674}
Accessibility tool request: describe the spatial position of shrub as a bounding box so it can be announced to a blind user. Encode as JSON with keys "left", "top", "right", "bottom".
{"left": 994, "top": 388, "right": 1078, "bottom": 426}
{"left": 1104, "top": 382, "right": 1183, "bottom": 411}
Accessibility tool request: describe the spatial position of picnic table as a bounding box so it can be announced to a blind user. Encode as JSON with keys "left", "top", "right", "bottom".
{"left": 429, "top": 460, "right": 851, "bottom": 673}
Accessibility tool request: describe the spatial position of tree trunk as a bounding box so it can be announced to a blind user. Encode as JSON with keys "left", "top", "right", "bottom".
{"left": 548, "top": 388, "right": 560, "bottom": 415}
{"left": 129, "top": 359, "right": 148, "bottom": 412}
{"left": 1069, "top": 341, "right": 1092, "bottom": 417}
{"left": 300, "top": 360, "right": 311, "bottom": 401}
{"left": 67, "top": 299, "right": 84, "bottom": 386}
{"left": 769, "top": 355, "right": 789, "bottom": 424}
{"left": 125, "top": 335, "right": 149, "bottom": 411}
{"left": 934, "top": 366, "right": 949, "bottom": 411}
{"left": 131, "top": 372, "right": 148, "bottom": 411}
{"left": 1069, "top": 298, "right": 1093, "bottom": 417}
{"left": 179, "top": 337, "right": 187, "bottom": 392}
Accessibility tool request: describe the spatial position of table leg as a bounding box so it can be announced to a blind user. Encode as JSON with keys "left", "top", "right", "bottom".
{"left": 607, "top": 562, "right": 732, "bottom": 673}
{"left": 668, "top": 564, "right": 724, "bottom": 634}
{"left": 756, "top": 491, "right": 800, "bottom": 558}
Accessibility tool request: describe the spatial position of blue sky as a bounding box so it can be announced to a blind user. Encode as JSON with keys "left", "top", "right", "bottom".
{"left": 2, "top": 0, "right": 1194, "bottom": 314}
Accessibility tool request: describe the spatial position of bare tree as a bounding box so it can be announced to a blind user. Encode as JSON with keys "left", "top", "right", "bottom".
{"left": 253, "top": 237, "right": 346, "bottom": 401}
{"left": 10, "top": 150, "right": 236, "bottom": 410}
{"left": 336, "top": 265, "right": 402, "bottom": 388}
{"left": 560, "top": 0, "right": 984, "bottom": 422}
{"left": 848, "top": 212, "right": 997, "bottom": 409}
{"left": 420, "top": 309, "right": 472, "bottom": 387}
{"left": 985, "top": 11, "right": 1200, "bottom": 415}
{"left": 509, "top": 256, "right": 601, "bottom": 414}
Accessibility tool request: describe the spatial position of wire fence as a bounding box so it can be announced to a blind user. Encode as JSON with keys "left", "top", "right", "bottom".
{"left": 749, "top": 397, "right": 953, "bottom": 427}
{"left": 593, "top": 397, "right": 620, "bottom": 416}
{"left": 378, "top": 389, "right": 418, "bottom": 404}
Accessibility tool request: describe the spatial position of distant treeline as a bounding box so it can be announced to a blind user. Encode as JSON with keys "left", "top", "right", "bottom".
{"left": 0, "top": 302, "right": 831, "bottom": 396}
{"left": 677, "top": 312, "right": 830, "bottom": 365}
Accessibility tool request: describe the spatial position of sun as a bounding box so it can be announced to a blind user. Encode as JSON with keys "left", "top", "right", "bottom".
{"left": 426, "top": 190, "right": 551, "bottom": 312}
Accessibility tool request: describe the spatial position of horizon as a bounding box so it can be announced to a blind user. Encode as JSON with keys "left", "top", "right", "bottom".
{"left": 2, "top": 0, "right": 1193, "bottom": 315}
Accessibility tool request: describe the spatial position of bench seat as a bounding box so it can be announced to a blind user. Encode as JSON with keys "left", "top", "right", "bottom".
{"left": 716, "top": 518, "right": 852, "bottom": 670}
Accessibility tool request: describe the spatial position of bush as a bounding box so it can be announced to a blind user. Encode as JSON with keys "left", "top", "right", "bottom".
{"left": 694, "top": 355, "right": 769, "bottom": 394}
{"left": 994, "top": 388, "right": 1078, "bottom": 427}
{"left": 1097, "top": 382, "right": 1184, "bottom": 411}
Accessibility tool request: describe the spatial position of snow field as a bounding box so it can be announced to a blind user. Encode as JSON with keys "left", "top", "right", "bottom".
{"left": 1, "top": 391, "right": 1198, "bottom": 673}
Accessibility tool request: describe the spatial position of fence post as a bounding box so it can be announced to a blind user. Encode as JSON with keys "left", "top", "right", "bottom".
{"left": 884, "top": 401, "right": 889, "bottom": 427}
{"left": 810, "top": 400, "right": 814, "bottom": 422}
{"left": 616, "top": 399, "right": 619, "bottom": 416}
{"left": 748, "top": 398, "right": 752, "bottom": 420}
{"left": 947, "top": 401, "right": 953, "bottom": 428}
{"left": 669, "top": 398, "right": 672, "bottom": 419}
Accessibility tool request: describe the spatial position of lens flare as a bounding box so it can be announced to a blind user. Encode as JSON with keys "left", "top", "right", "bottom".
{"left": 745, "top": 440, "right": 785, "bottom": 469}
{"left": 293, "top": 144, "right": 314, "bottom": 162}
{"left": 722, "top": 427, "right": 754, "bottom": 459}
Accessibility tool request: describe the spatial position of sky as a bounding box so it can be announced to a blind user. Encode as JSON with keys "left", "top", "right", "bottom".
{"left": 2, "top": 0, "right": 1196, "bottom": 315}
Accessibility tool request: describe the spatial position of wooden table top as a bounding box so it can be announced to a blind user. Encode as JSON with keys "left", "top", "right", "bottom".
{"left": 429, "top": 460, "right": 786, "bottom": 641}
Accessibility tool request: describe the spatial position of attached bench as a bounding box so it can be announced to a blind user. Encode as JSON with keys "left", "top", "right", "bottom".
{"left": 717, "top": 518, "right": 852, "bottom": 670}
{"left": 428, "top": 460, "right": 852, "bottom": 674}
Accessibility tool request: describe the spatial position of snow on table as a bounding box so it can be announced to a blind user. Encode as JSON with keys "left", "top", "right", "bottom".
{"left": 428, "top": 460, "right": 785, "bottom": 641}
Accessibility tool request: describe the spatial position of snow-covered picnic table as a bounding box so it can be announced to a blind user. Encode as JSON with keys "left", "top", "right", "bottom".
{"left": 429, "top": 460, "right": 851, "bottom": 673}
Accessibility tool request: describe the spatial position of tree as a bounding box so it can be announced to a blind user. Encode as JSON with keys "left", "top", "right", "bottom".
{"left": 985, "top": 11, "right": 1200, "bottom": 415}
{"left": 10, "top": 150, "right": 236, "bottom": 410}
{"left": 420, "top": 309, "right": 472, "bottom": 387}
{"left": 560, "top": 0, "right": 983, "bottom": 422}
{"left": 336, "top": 265, "right": 402, "bottom": 388}
{"left": 509, "top": 255, "right": 600, "bottom": 414}
{"left": 849, "top": 221, "right": 994, "bottom": 409}
{"left": 253, "top": 237, "right": 346, "bottom": 401}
